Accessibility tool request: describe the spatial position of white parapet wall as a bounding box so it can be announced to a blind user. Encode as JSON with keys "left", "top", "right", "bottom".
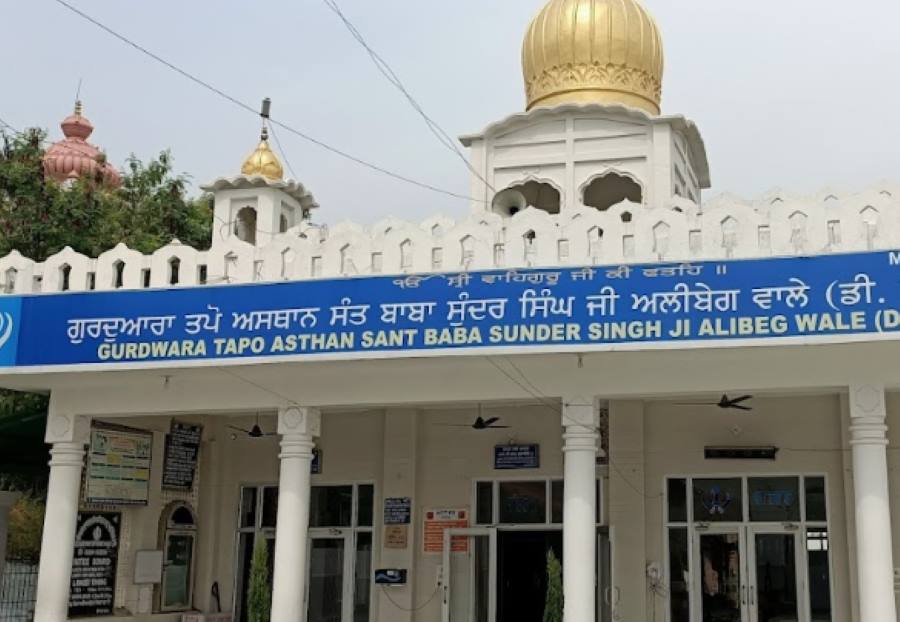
{"left": 1, "top": 183, "right": 898, "bottom": 294}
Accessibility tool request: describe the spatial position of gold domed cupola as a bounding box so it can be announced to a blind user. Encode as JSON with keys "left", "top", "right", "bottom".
{"left": 241, "top": 126, "right": 284, "bottom": 181}
{"left": 522, "top": 0, "right": 664, "bottom": 115}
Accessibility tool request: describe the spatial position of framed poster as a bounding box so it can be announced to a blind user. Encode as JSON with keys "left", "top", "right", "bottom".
{"left": 161, "top": 422, "right": 202, "bottom": 491}
{"left": 68, "top": 512, "right": 121, "bottom": 617}
{"left": 423, "top": 508, "right": 468, "bottom": 553}
{"left": 85, "top": 424, "right": 152, "bottom": 506}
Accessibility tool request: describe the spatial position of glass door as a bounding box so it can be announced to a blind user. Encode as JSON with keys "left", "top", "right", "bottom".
{"left": 747, "top": 529, "right": 801, "bottom": 622}
{"left": 694, "top": 529, "right": 746, "bottom": 622}
{"left": 441, "top": 528, "right": 496, "bottom": 622}
{"left": 597, "top": 529, "right": 614, "bottom": 622}
{"left": 307, "top": 532, "right": 353, "bottom": 622}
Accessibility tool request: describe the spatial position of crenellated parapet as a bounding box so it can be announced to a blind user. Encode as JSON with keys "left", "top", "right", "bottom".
{"left": 1, "top": 182, "right": 898, "bottom": 295}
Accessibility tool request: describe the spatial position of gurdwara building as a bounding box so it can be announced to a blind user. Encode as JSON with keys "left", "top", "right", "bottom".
{"left": 1, "top": 1, "right": 898, "bottom": 621}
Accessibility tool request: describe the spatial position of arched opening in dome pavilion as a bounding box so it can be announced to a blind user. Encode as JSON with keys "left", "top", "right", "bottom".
{"left": 491, "top": 181, "right": 561, "bottom": 217}
{"left": 582, "top": 173, "right": 643, "bottom": 212}
{"left": 234, "top": 207, "right": 258, "bottom": 245}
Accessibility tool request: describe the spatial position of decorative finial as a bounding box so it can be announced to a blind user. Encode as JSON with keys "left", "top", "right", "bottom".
{"left": 259, "top": 97, "right": 272, "bottom": 141}
{"left": 74, "top": 100, "right": 83, "bottom": 117}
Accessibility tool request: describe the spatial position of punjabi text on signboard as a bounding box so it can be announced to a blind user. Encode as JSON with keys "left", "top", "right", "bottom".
{"left": 4, "top": 251, "right": 900, "bottom": 368}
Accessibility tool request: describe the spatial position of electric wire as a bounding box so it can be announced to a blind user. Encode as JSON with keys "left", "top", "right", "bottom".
{"left": 267, "top": 122, "right": 301, "bottom": 184}
{"left": 484, "top": 355, "right": 662, "bottom": 502}
{"left": 380, "top": 584, "right": 440, "bottom": 613}
{"left": 49, "top": 0, "right": 487, "bottom": 203}
{"left": 215, "top": 366, "right": 301, "bottom": 408}
{"left": 321, "top": 0, "right": 495, "bottom": 195}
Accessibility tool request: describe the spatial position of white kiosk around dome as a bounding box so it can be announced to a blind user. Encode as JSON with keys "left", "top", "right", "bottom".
{"left": 1, "top": 1, "right": 899, "bottom": 622}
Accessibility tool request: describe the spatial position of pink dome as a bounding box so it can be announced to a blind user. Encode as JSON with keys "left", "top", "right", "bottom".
{"left": 42, "top": 102, "right": 121, "bottom": 187}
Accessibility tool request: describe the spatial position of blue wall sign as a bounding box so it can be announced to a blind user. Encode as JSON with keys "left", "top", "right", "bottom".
{"left": 495, "top": 444, "right": 541, "bottom": 470}
{"left": 3, "top": 249, "right": 900, "bottom": 370}
{"left": 384, "top": 497, "right": 413, "bottom": 525}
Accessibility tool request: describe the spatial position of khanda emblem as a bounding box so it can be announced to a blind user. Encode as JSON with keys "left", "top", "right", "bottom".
{"left": 701, "top": 486, "right": 733, "bottom": 516}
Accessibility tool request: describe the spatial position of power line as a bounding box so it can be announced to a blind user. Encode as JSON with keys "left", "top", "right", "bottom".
{"left": 321, "top": 0, "right": 495, "bottom": 195}
{"left": 484, "top": 355, "right": 661, "bottom": 501}
{"left": 267, "top": 122, "right": 301, "bottom": 183}
{"left": 49, "top": 0, "right": 486, "bottom": 204}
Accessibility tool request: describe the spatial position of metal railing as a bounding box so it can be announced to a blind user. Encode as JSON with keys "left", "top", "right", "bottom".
{"left": 0, "top": 559, "right": 38, "bottom": 622}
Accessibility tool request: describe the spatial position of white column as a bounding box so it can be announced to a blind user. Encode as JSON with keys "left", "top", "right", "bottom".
{"left": 848, "top": 384, "right": 897, "bottom": 622}
{"left": 561, "top": 398, "right": 600, "bottom": 622}
{"left": 34, "top": 412, "right": 90, "bottom": 622}
{"left": 270, "top": 406, "right": 321, "bottom": 622}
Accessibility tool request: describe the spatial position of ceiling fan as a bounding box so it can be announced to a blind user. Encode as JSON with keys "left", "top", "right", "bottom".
{"left": 229, "top": 413, "right": 276, "bottom": 438}
{"left": 437, "top": 405, "right": 511, "bottom": 430}
{"left": 675, "top": 394, "right": 754, "bottom": 412}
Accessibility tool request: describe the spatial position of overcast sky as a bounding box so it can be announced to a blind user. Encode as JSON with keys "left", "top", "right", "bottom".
{"left": 3, "top": 0, "right": 900, "bottom": 224}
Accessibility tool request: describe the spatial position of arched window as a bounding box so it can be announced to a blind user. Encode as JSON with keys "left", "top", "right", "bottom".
{"left": 234, "top": 207, "right": 258, "bottom": 245}
{"left": 492, "top": 181, "right": 561, "bottom": 216}
{"left": 582, "top": 173, "right": 643, "bottom": 211}
{"left": 59, "top": 264, "right": 72, "bottom": 291}
{"left": 3, "top": 268, "right": 16, "bottom": 294}
{"left": 113, "top": 260, "right": 125, "bottom": 289}
{"left": 158, "top": 502, "right": 197, "bottom": 612}
{"left": 168, "top": 258, "right": 181, "bottom": 285}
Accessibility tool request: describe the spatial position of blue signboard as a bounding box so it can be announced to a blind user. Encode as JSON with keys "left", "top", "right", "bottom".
{"left": 2, "top": 249, "right": 900, "bottom": 370}
{"left": 495, "top": 444, "right": 541, "bottom": 470}
{"left": 384, "top": 497, "right": 413, "bottom": 525}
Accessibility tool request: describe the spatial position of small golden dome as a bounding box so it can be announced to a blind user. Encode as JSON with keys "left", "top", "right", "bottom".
{"left": 522, "top": 0, "right": 664, "bottom": 115}
{"left": 241, "top": 130, "right": 284, "bottom": 180}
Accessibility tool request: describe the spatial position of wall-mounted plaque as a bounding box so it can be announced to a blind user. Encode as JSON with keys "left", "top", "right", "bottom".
{"left": 384, "top": 525, "right": 409, "bottom": 550}
{"left": 384, "top": 497, "right": 412, "bottom": 525}
{"left": 162, "top": 422, "right": 202, "bottom": 491}
{"left": 68, "top": 512, "right": 120, "bottom": 618}
{"left": 494, "top": 444, "right": 540, "bottom": 470}
{"left": 85, "top": 425, "right": 152, "bottom": 506}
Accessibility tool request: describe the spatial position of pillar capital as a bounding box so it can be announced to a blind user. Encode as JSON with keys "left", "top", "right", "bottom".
{"left": 849, "top": 384, "right": 887, "bottom": 418}
{"left": 848, "top": 384, "right": 889, "bottom": 447}
{"left": 44, "top": 412, "right": 90, "bottom": 446}
{"left": 277, "top": 406, "right": 321, "bottom": 437}
{"left": 561, "top": 396, "right": 600, "bottom": 429}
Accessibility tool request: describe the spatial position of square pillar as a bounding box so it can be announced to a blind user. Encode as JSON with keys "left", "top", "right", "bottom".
{"left": 561, "top": 397, "right": 600, "bottom": 622}
{"left": 848, "top": 384, "right": 897, "bottom": 622}
{"left": 607, "top": 400, "right": 646, "bottom": 622}
{"left": 34, "top": 411, "right": 91, "bottom": 622}
{"left": 270, "top": 406, "right": 321, "bottom": 622}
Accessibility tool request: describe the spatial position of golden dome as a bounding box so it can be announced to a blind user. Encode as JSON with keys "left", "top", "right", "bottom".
{"left": 522, "top": 0, "right": 664, "bottom": 114}
{"left": 241, "top": 129, "right": 284, "bottom": 180}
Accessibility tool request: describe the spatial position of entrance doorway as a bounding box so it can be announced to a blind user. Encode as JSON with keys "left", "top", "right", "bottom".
{"left": 696, "top": 526, "right": 801, "bottom": 622}
{"left": 497, "top": 531, "right": 562, "bottom": 622}
{"left": 442, "top": 528, "right": 611, "bottom": 622}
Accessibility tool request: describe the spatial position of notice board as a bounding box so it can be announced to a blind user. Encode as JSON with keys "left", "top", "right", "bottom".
{"left": 68, "top": 512, "right": 121, "bottom": 617}
{"left": 423, "top": 508, "right": 468, "bottom": 553}
{"left": 162, "top": 422, "right": 202, "bottom": 491}
{"left": 85, "top": 425, "right": 152, "bottom": 505}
